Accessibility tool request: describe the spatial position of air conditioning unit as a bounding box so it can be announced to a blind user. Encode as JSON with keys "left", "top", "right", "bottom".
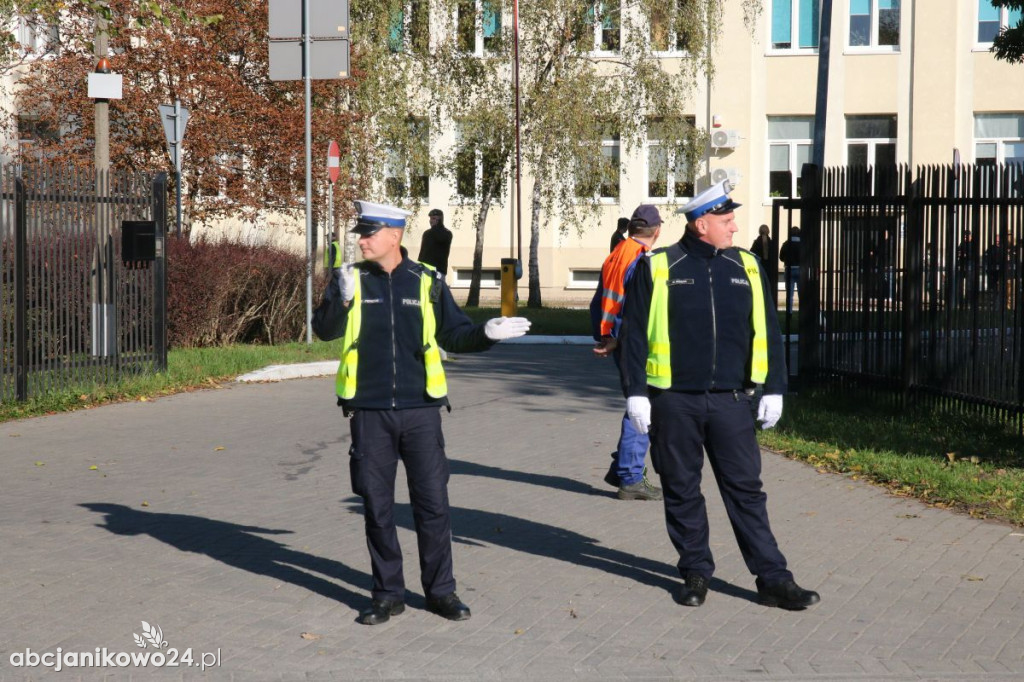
{"left": 711, "top": 129, "right": 741, "bottom": 149}
{"left": 711, "top": 167, "right": 741, "bottom": 186}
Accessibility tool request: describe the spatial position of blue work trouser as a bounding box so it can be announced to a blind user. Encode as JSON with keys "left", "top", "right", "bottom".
{"left": 349, "top": 407, "right": 456, "bottom": 602}
{"left": 612, "top": 352, "right": 649, "bottom": 486}
{"left": 649, "top": 390, "right": 792, "bottom": 583}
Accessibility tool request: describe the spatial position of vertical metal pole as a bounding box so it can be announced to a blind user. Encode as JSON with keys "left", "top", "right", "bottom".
{"left": 812, "top": 0, "right": 833, "bottom": 169}
{"left": 174, "top": 98, "right": 183, "bottom": 239}
{"left": 15, "top": 178, "right": 27, "bottom": 401}
{"left": 513, "top": 0, "right": 522, "bottom": 265}
{"left": 152, "top": 173, "right": 168, "bottom": 370}
{"left": 303, "top": 0, "right": 314, "bottom": 344}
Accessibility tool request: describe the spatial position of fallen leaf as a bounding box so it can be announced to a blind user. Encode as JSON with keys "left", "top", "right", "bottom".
{"left": 894, "top": 537, "right": 910, "bottom": 542}
{"left": 89, "top": 465, "right": 99, "bottom": 471}
{"left": 214, "top": 446, "right": 225, "bottom": 451}
{"left": 514, "top": 629, "right": 524, "bottom": 635}
{"left": 300, "top": 632, "right": 322, "bottom": 641}
{"left": 141, "top": 501, "right": 150, "bottom": 507}
{"left": 8, "top": 434, "right": 20, "bottom": 437}
{"left": 969, "top": 455, "right": 980, "bottom": 464}
{"left": 139, "top": 396, "right": 148, "bottom": 402}
{"left": 34, "top": 461, "right": 45, "bottom": 467}
{"left": 946, "top": 452, "right": 956, "bottom": 463}
{"left": 963, "top": 575, "right": 985, "bottom": 582}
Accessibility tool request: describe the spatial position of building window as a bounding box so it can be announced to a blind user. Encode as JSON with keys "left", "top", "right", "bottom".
{"left": 457, "top": 0, "right": 502, "bottom": 56}
{"left": 646, "top": 118, "right": 696, "bottom": 201}
{"left": 385, "top": 119, "right": 430, "bottom": 200}
{"left": 767, "top": 116, "right": 813, "bottom": 199}
{"left": 389, "top": 1, "right": 430, "bottom": 54}
{"left": 455, "top": 124, "right": 503, "bottom": 200}
{"left": 587, "top": 2, "right": 621, "bottom": 53}
{"left": 568, "top": 269, "right": 601, "bottom": 289}
{"left": 770, "top": 0, "right": 819, "bottom": 50}
{"left": 16, "top": 15, "right": 58, "bottom": 55}
{"left": 975, "top": 113, "right": 1024, "bottom": 165}
{"left": 978, "top": 1, "right": 1023, "bottom": 44}
{"left": 452, "top": 267, "right": 501, "bottom": 287}
{"left": 846, "top": 115, "right": 897, "bottom": 167}
{"left": 651, "top": 0, "right": 693, "bottom": 53}
{"left": 849, "top": 0, "right": 900, "bottom": 49}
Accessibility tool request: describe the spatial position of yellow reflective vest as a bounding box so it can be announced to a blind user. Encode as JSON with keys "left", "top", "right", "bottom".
{"left": 336, "top": 264, "right": 447, "bottom": 400}
{"left": 646, "top": 249, "right": 769, "bottom": 388}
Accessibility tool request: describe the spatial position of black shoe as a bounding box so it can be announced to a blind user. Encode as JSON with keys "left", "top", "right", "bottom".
{"left": 603, "top": 466, "right": 620, "bottom": 488}
{"left": 756, "top": 578, "right": 821, "bottom": 610}
{"left": 426, "top": 592, "right": 471, "bottom": 621}
{"left": 679, "top": 574, "right": 710, "bottom": 607}
{"left": 358, "top": 598, "right": 405, "bottom": 625}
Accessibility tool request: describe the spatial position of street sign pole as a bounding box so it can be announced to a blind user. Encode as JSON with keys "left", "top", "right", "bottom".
{"left": 303, "top": 0, "right": 314, "bottom": 344}
{"left": 173, "top": 99, "right": 183, "bottom": 238}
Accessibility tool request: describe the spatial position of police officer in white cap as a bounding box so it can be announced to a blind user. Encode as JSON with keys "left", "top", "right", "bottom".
{"left": 313, "top": 200, "right": 531, "bottom": 625}
{"left": 618, "top": 181, "right": 820, "bottom": 610}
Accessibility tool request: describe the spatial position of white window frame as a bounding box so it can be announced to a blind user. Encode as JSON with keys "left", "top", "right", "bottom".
{"left": 645, "top": 125, "right": 696, "bottom": 203}
{"left": 844, "top": 116, "right": 897, "bottom": 167}
{"left": 598, "top": 134, "right": 621, "bottom": 203}
{"left": 384, "top": 120, "right": 430, "bottom": 201}
{"left": 568, "top": 269, "right": 601, "bottom": 289}
{"left": 587, "top": 1, "right": 621, "bottom": 55}
{"left": 650, "top": 0, "right": 692, "bottom": 55}
{"left": 389, "top": 1, "right": 430, "bottom": 54}
{"left": 766, "top": 116, "right": 814, "bottom": 201}
{"left": 976, "top": 0, "right": 1023, "bottom": 47}
{"left": 767, "top": 0, "right": 820, "bottom": 54}
{"left": 16, "top": 15, "right": 58, "bottom": 58}
{"left": 454, "top": 0, "right": 502, "bottom": 57}
{"left": 974, "top": 113, "right": 1024, "bottom": 165}
{"left": 451, "top": 267, "right": 501, "bottom": 288}
{"left": 847, "top": 0, "right": 901, "bottom": 52}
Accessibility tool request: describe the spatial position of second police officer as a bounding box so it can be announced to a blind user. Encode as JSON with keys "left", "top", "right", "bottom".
{"left": 618, "top": 181, "right": 821, "bottom": 611}
{"left": 313, "top": 200, "right": 531, "bottom": 625}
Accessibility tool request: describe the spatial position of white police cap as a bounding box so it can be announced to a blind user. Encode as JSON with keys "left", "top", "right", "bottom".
{"left": 678, "top": 180, "right": 742, "bottom": 222}
{"left": 352, "top": 200, "right": 413, "bottom": 236}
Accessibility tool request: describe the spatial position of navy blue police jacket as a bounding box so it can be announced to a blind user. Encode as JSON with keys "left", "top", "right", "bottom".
{"left": 619, "top": 232, "right": 788, "bottom": 398}
{"left": 313, "top": 251, "right": 494, "bottom": 411}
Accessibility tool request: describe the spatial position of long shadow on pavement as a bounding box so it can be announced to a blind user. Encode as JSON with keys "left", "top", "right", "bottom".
{"left": 80, "top": 503, "right": 370, "bottom": 613}
{"left": 449, "top": 459, "right": 608, "bottom": 497}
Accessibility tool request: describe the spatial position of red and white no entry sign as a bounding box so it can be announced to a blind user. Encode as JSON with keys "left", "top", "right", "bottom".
{"left": 327, "top": 140, "right": 340, "bottom": 184}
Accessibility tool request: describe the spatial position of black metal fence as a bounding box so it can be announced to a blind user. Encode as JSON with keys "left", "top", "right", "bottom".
{"left": 776, "top": 162, "right": 1024, "bottom": 428}
{"left": 1, "top": 163, "right": 167, "bottom": 403}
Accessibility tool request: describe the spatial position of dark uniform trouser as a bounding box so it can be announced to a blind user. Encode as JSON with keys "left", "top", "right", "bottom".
{"left": 649, "top": 390, "right": 793, "bottom": 584}
{"left": 349, "top": 407, "right": 455, "bottom": 602}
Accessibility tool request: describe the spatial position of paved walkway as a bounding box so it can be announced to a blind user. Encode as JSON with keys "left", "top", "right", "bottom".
{"left": 1, "top": 345, "right": 1022, "bottom": 681}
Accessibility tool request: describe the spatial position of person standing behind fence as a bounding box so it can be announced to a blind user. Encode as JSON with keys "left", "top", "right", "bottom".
{"left": 955, "top": 230, "right": 976, "bottom": 305}
{"left": 750, "top": 224, "right": 771, "bottom": 262}
{"left": 779, "top": 227, "right": 801, "bottom": 313}
{"left": 984, "top": 235, "right": 1005, "bottom": 307}
{"left": 610, "top": 217, "right": 629, "bottom": 252}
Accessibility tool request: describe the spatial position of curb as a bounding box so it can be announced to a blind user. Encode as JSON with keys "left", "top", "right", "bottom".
{"left": 236, "top": 336, "right": 594, "bottom": 382}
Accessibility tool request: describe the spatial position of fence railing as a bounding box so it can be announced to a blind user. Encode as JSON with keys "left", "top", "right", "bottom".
{"left": 1, "top": 163, "right": 167, "bottom": 403}
{"left": 778, "top": 162, "right": 1024, "bottom": 428}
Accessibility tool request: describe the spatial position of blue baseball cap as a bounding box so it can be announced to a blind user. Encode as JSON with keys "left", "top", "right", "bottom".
{"left": 678, "top": 180, "right": 742, "bottom": 222}
{"left": 351, "top": 200, "right": 413, "bottom": 236}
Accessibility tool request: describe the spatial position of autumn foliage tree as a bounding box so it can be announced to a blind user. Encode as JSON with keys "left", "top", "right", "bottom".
{"left": 9, "top": 0, "right": 368, "bottom": 233}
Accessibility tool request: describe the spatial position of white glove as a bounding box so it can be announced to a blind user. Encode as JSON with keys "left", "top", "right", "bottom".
{"left": 484, "top": 316, "right": 531, "bottom": 341}
{"left": 626, "top": 396, "right": 651, "bottom": 435}
{"left": 338, "top": 264, "right": 356, "bottom": 303}
{"left": 757, "top": 393, "right": 783, "bottom": 430}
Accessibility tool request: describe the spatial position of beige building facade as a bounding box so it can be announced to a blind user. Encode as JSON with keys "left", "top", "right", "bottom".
{"left": 429, "top": 0, "right": 1024, "bottom": 306}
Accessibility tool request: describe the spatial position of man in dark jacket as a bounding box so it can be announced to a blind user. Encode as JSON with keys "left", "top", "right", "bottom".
{"left": 418, "top": 208, "right": 453, "bottom": 275}
{"left": 619, "top": 181, "right": 820, "bottom": 612}
{"left": 313, "top": 200, "right": 530, "bottom": 625}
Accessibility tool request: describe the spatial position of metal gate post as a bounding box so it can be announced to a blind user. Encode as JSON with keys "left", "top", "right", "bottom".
{"left": 798, "top": 164, "right": 822, "bottom": 386}
{"left": 14, "top": 178, "right": 27, "bottom": 401}
{"left": 152, "top": 173, "right": 168, "bottom": 371}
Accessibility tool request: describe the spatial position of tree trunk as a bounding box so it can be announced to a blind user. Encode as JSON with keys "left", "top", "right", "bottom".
{"left": 466, "top": 202, "right": 491, "bottom": 307}
{"left": 528, "top": 178, "right": 543, "bottom": 308}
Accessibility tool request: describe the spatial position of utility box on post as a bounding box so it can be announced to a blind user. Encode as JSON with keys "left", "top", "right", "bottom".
{"left": 121, "top": 220, "right": 156, "bottom": 265}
